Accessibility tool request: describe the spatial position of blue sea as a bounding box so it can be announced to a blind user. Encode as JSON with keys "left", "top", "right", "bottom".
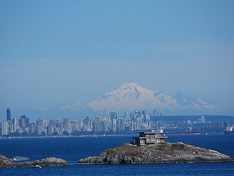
{"left": 1, "top": 134, "right": 234, "bottom": 176}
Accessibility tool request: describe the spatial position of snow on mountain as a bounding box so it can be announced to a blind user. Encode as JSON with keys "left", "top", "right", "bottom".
{"left": 88, "top": 83, "right": 156, "bottom": 112}
{"left": 196, "top": 98, "right": 217, "bottom": 110}
{"left": 87, "top": 82, "right": 217, "bottom": 114}
{"left": 29, "top": 83, "right": 218, "bottom": 119}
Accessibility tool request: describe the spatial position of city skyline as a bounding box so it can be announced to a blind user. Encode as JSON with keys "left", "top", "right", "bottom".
{"left": 1, "top": 107, "right": 233, "bottom": 137}
{"left": 1, "top": 1, "right": 234, "bottom": 117}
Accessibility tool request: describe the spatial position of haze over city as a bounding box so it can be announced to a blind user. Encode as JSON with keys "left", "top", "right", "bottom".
{"left": 0, "top": 0, "right": 234, "bottom": 120}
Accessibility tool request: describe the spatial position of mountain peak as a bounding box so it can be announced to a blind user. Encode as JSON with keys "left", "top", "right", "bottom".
{"left": 119, "top": 82, "right": 141, "bottom": 88}
{"left": 115, "top": 82, "right": 154, "bottom": 94}
{"left": 86, "top": 83, "right": 217, "bottom": 115}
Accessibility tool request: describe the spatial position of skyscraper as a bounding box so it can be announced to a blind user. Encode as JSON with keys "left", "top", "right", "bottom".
{"left": 111, "top": 112, "right": 117, "bottom": 132}
{"left": 6, "top": 108, "right": 11, "bottom": 121}
{"left": 1, "top": 121, "right": 9, "bottom": 136}
{"left": 110, "top": 112, "right": 117, "bottom": 119}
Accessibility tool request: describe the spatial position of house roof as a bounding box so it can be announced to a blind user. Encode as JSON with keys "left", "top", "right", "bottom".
{"left": 133, "top": 131, "right": 168, "bottom": 139}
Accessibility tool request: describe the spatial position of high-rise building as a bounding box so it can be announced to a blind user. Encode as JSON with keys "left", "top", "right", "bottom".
{"left": 111, "top": 112, "right": 117, "bottom": 132}
{"left": 20, "top": 115, "right": 29, "bottom": 125}
{"left": 1, "top": 121, "right": 9, "bottom": 136}
{"left": 93, "top": 116, "right": 103, "bottom": 132}
{"left": 29, "top": 123, "right": 36, "bottom": 134}
{"left": 36, "top": 119, "right": 45, "bottom": 135}
{"left": 47, "top": 124, "right": 55, "bottom": 135}
{"left": 6, "top": 108, "right": 11, "bottom": 121}
{"left": 83, "top": 116, "right": 92, "bottom": 131}
{"left": 111, "top": 112, "right": 117, "bottom": 119}
{"left": 12, "top": 118, "right": 19, "bottom": 132}
{"left": 136, "top": 118, "right": 143, "bottom": 130}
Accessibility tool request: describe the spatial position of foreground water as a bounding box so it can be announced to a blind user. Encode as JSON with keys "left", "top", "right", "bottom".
{"left": 0, "top": 134, "right": 234, "bottom": 176}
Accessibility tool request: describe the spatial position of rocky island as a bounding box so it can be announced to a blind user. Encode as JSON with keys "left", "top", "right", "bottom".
{"left": 0, "top": 154, "right": 69, "bottom": 168}
{"left": 78, "top": 132, "right": 233, "bottom": 164}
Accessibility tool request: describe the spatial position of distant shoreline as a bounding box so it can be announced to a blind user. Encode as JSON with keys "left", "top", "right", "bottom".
{"left": 0, "top": 133, "right": 226, "bottom": 140}
{"left": 0, "top": 134, "right": 134, "bottom": 139}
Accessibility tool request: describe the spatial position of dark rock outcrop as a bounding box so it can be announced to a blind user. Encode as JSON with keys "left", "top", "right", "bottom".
{"left": 0, "top": 155, "right": 69, "bottom": 168}
{"left": 32, "top": 157, "right": 69, "bottom": 167}
{"left": 78, "top": 142, "right": 233, "bottom": 164}
{"left": 0, "top": 154, "right": 14, "bottom": 167}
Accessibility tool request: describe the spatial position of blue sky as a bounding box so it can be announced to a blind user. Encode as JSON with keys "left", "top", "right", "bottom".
{"left": 0, "top": 0, "right": 234, "bottom": 118}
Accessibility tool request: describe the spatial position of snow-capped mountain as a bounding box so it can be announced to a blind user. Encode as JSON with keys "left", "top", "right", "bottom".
{"left": 87, "top": 82, "right": 217, "bottom": 115}
{"left": 23, "top": 82, "right": 218, "bottom": 120}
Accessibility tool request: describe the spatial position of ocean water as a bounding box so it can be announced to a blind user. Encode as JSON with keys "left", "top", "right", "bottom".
{"left": 0, "top": 135, "right": 234, "bottom": 176}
